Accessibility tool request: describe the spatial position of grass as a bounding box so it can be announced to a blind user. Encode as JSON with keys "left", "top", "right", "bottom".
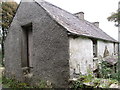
{"left": 2, "top": 77, "right": 49, "bottom": 88}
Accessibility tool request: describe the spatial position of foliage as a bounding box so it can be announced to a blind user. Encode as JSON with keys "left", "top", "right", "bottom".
{"left": 70, "top": 72, "right": 95, "bottom": 88}
{"left": 2, "top": 76, "right": 31, "bottom": 88}
{"left": 0, "top": 1, "right": 18, "bottom": 66}
{"left": 2, "top": 76, "right": 49, "bottom": 88}
{"left": 99, "top": 60, "right": 119, "bottom": 81}
{"left": 70, "top": 80, "right": 85, "bottom": 88}
{"left": 1, "top": 1, "right": 18, "bottom": 31}
{"left": 99, "top": 61, "right": 112, "bottom": 78}
{"left": 107, "top": 10, "right": 120, "bottom": 27}
{"left": 70, "top": 65, "right": 119, "bottom": 88}
{"left": 35, "top": 80, "right": 48, "bottom": 88}
{"left": 70, "top": 74, "right": 118, "bottom": 88}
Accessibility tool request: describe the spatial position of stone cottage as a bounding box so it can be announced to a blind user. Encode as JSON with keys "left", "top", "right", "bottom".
{"left": 4, "top": 0, "right": 118, "bottom": 87}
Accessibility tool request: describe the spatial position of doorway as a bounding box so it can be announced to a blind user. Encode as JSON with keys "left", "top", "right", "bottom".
{"left": 21, "top": 23, "right": 33, "bottom": 73}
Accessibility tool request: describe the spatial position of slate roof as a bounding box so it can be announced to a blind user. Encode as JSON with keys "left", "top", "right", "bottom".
{"left": 103, "top": 55, "right": 118, "bottom": 65}
{"left": 34, "top": 0, "right": 117, "bottom": 42}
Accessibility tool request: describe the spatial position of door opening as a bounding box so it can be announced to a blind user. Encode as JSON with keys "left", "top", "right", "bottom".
{"left": 21, "top": 23, "right": 33, "bottom": 74}
{"left": 92, "top": 39, "right": 97, "bottom": 57}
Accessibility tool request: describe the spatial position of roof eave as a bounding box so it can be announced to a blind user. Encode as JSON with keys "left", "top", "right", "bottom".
{"left": 68, "top": 32, "right": 118, "bottom": 43}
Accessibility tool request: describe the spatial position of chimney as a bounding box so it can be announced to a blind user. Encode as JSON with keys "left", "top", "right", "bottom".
{"left": 74, "top": 12, "right": 84, "bottom": 20}
{"left": 93, "top": 22, "right": 99, "bottom": 27}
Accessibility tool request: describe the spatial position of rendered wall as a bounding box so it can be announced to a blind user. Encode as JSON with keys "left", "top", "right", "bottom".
{"left": 69, "top": 37, "right": 93, "bottom": 77}
{"left": 97, "top": 40, "right": 114, "bottom": 57}
{"left": 4, "top": 1, "right": 69, "bottom": 87}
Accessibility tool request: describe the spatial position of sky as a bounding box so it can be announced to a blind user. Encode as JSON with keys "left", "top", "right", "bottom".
{"left": 14, "top": 0, "right": 119, "bottom": 40}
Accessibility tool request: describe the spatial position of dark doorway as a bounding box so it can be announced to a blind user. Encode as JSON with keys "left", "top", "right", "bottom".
{"left": 21, "top": 23, "right": 33, "bottom": 73}
{"left": 92, "top": 39, "right": 97, "bottom": 57}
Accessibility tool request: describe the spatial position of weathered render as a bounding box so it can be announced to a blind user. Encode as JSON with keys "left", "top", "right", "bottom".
{"left": 4, "top": 0, "right": 118, "bottom": 88}
{"left": 69, "top": 37, "right": 93, "bottom": 76}
{"left": 5, "top": 0, "right": 69, "bottom": 87}
{"left": 97, "top": 40, "right": 114, "bottom": 57}
{"left": 69, "top": 37, "right": 118, "bottom": 77}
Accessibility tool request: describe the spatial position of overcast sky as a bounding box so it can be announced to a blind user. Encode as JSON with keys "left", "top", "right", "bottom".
{"left": 14, "top": 0, "right": 119, "bottom": 40}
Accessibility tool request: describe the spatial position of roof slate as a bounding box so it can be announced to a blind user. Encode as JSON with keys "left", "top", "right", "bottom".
{"left": 34, "top": 0, "right": 117, "bottom": 42}
{"left": 103, "top": 55, "right": 118, "bottom": 65}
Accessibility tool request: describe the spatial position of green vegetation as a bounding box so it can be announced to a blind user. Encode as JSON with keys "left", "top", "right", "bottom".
{"left": 107, "top": 11, "right": 120, "bottom": 27}
{"left": 99, "top": 61, "right": 119, "bottom": 81}
{"left": 70, "top": 61, "right": 119, "bottom": 89}
{"left": 71, "top": 75, "right": 118, "bottom": 88}
{"left": 2, "top": 76, "right": 50, "bottom": 88}
{"left": 0, "top": 1, "right": 18, "bottom": 66}
{"left": 1, "top": 60, "right": 119, "bottom": 88}
{"left": 2, "top": 73, "right": 53, "bottom": 88}
{"left": 2, "top": 77, "right": 31, "bottom": 88}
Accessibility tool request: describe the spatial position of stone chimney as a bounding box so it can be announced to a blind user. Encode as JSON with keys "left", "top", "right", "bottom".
{"left": 74, "top": 12, "right": 84, "bottom": 20}
{"left": 93, "top": 22, "right": 99, "bottom": 27}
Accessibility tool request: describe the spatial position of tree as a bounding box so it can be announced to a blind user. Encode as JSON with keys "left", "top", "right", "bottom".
{"left": 107, "top": 1, "right": 120, "bottom": 27}
{"left": 107, "top": 11, "right": 120, "bottom": 27}
{"left": 0, "top": 1, "right": 18, "bottom": 66}
{"left": 107, "top": 2, "right": 120, "bottom": 82}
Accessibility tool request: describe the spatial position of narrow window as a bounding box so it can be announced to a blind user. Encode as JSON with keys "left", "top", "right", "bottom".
{"left": 92, "top": 39, "right": 97, "bottom": 57}
{"left": 21, "top": 23, "right": 33, "bottom": 74}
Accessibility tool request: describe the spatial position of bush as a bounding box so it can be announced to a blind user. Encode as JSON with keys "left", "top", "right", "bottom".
{"left": 99, "top": 61, "right": 119, "bottom": 80}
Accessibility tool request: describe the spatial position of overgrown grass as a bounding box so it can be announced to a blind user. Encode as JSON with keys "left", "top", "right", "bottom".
{"left": 70, "top": 73, "right": 119, "bottom": 88}
{"left": 2, "top": 77, "right": 30, "bottom": 88}
{"left": 99, "top": 60, "right": 120, "bottom": 81}
{"left": 70, "top": 61, "right": 119, "bottom": 89}
{"left": 2, "top": 76, "right": 51, "bottom": 88}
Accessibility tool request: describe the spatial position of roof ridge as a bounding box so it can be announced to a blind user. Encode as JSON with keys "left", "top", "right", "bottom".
{"left": 34, "top": 0, "right": 118, "bottom": 42}
{"left": 34, "top": 0, "right": 44, "bottom": 3}
{"left": 85, "top": 20, "right": 116, "bottom": 41}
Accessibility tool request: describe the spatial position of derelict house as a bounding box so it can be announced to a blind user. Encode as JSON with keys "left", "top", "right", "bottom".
{"left": 4, "top": 0, "right": 118, "bottom": 87}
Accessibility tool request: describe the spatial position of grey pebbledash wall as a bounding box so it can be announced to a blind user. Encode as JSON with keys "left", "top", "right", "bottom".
{"left": 4, "top": 1, "right": 69, "bottom": 87}
{"left": 4, "top": 22, "right": 24, "bottom": 81}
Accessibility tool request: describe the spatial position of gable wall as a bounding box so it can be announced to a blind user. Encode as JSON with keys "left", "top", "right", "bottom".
{"left": 32, "top": 16, "right": 69, "bottom": 87}
{"left": 4, "top": 1, "right": 69, "bottom": 87}
{"left": 4, "top": 23, "right": 24, "bottom": 81}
